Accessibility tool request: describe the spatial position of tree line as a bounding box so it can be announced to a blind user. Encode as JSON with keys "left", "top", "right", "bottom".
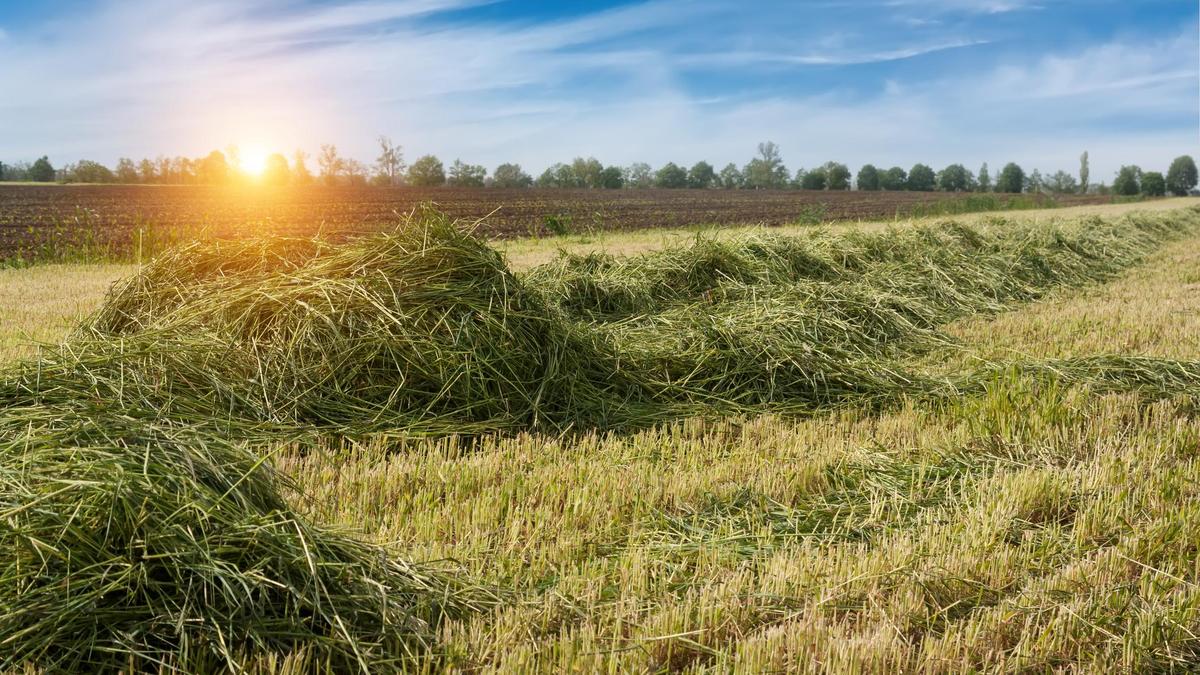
{"left": 2, "top": 140, "right": 1196, "bottom": 197}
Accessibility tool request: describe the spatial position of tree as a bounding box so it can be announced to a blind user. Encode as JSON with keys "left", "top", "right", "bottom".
{"left": 799, "top": 168, "right": 826, "bottom": 190}
{"left": 1112, "top": 165, "right": 1141, "bottom": 196}
{"left": 743, "top": 141, "right": 789, "bottom": 189}
{"left": 1026, "top": 169, "right": 1044, "bottom": 194}
{"left": 1166, "top": 156, "right": 1198, "bottom": 196}
{"left": 1079, "top": 151, "right": 1089, "bottom": 194}
{"left": 374, "top": 137, "right": 405, "bottom": 186}
{"left": 138, "top": 159, "right": 157, "bottom": 184}
{"left": 625, "top": 163, "right": 654, "bottom": 189}
{"left": 115, "top": 158, "right": 138, "bottom": 183}
{"left": 1141, "top": 171, "right": 1166, "bottom": 197}
{"left": 822, "top": 162, "right": 851, "bottom": 190}
{"left": 263, "top": 153, "right": 291, "bottom": 186}
{"left": 292, "top": 150, "right": 313, "bottom": 185}
{"left": 318, "top": 145, "right": 343, "bottom": 186}
{"left": 996, "top": 163, "right": 1025, "bottom": 193}
{"left": 570, "top": 157, "right": 604, "bottom": 188}
{"left": 1045, "top": 171, "right": 1078, "bottom": 194}
{"left": 880, "top": 166, "right": 907, "bottom": 191}
{"left": 598, "top": 165, "right": 624, "bottom": 189}
{"left": 718, "top": 163, "right": 743, "bottom": 189}
{"left": 196, "top": 150, "right": 230, "bottom": 185}
{"left": 0, "top": 161, "right": 6, "bottom": 181}
{"left": 687, "top": 161, "right": 716, "bottom": 189}
{"left": 66, "top": 160, "right": 115, "bottom": 183}
{"left": 856, "top": 164, "right": 880, "bottom": 191}
{"left": 655, "top": 162, "right": 688, "bottom": 189}
{"left": 408, "top": 155, "right": 446, "bottom": 186}
{"left": 343, "top": 159, "right": 369, "bottom": 186}
{"left": 935, "top": 164, "right": 973, "bottom": 192}
{"left": 493, "top": 163, "right": 533, "bottom": 188}
{"left": 29, "top": 156, "right": 55, "bottom": 182}
{"left": 907, "top": 164, "right": 936, "bottom": 191}
{"left": 447, "top": 159, "right": 486, "bottom": 187}
{"left": 978, "top": 162, "right": 991, "bottom": 192}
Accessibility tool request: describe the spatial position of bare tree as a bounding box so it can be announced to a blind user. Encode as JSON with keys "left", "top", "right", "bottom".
{"left": 374, "top": 137, "right": 405, "bottom": 186}
{"left": 318, "top": 144, "right": 343, "bottom": 186}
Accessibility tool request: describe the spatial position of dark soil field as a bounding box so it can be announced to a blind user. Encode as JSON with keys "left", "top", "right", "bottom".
{"left": 0, "top": 184, "right": 1112, "bottom": 263}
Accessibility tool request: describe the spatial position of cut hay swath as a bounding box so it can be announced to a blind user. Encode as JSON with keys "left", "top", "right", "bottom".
{"left": 2, "top": 205, "right": 1199, "bottom": 671}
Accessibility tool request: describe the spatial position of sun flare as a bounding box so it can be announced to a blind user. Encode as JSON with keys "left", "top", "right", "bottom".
{"left": 238, "top": 145, "right": 269, "bottom": 176}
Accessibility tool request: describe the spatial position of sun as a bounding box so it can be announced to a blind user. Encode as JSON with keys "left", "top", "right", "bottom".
{"left": 238, "top": 145, "right": 269, "bottom": 176}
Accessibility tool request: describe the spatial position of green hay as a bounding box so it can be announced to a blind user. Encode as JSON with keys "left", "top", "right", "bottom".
{"left": 3, "top": 205, "right": 1200, "bottom": 670}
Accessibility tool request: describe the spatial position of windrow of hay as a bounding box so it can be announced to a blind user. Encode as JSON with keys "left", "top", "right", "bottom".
{"left": 2, "top": 205, "right": 1199, "bottom": 670}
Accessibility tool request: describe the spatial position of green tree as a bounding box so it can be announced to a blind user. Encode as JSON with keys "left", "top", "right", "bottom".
{"left": 196, "top": 150, "right": 230, "bottom": 184}
{"left": 856, "top": 164, "right": 880, "bottom": 191}
{"left": 880, "top": 166, "right": 907, "bottom": 191}
{"left": 718, "top": 163, "right": 743, "bottom": 189}
{"left": 598, "top": 165, "right": 624, "bottom": 189}
{"left": 138, "top": 158, "right": 157, "bottom": 184}
{"left": 29, "top": 156, "right": 55, "bottom": 182}
{"left": 822, "top": 162, "right": 851, "bottom": 190}
{"left": 1045, "top": 171, "right": 1078, "bottom": 194}
{"left": 408, "top": 155, "right": 446, "bottom": 186}
{"left": 571, "top": 157, "right": 604, "bottom": 188}
{"left": 1166, "top": 155, "right": 1198, "bottom": 196}
{"left": 743, "top": 141, "right": 789, "bottom": 189}
{"left": 263, "top": 153, "right": 291, "bottom": 186}
{"left": 977, "top": 162, "right": 991, "bottom": 192}
{"left": 1079, "top": 151, "right": 1089, "bottom": 194}
{"left": 907, "top": 164, "right": 936, "bottom": 191}
{"left": 447, "top": 159, "right": 486, "bottom": 187}
{"left": 937, "top": 164, "right": 973, "bottom": 192}
{"left": 799, "top": 168, "right": 826, "bottom": 190}
{"left": 1140, "top": 171, "right": 1166, "bottom": 197}
{"left": 493, "top": 163, "right": 533, "bottom": 188}
{"left": 687, "top": 161, "right": 716, "bottom": 189}
{"left": 1112, "top": 165, "right": 1141, "bottom": 196}
{"left": 996, "top": 163, "right": 1025, "bottom": 193}
{"left": 66, "top": 160, "right": 115, "bottom": 183}
{"left": 115, "top": 158, "right": 138, "bottom": 183}
{"left": 655, "top": 162, "right": 688, "bottom": 189}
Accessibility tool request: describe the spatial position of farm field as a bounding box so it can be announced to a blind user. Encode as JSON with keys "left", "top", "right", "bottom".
{"left": 0, "top": 183, "right": 1116, "bottom": 265}
{"left": 2, "top": 200, "right": 1200, "bottom": 671}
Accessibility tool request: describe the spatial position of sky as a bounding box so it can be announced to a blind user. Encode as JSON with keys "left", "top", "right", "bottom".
{"left": 0, "top": 0, "right": 1197, "bottom": 180}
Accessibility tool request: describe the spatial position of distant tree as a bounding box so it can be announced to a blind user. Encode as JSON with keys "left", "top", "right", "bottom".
{"left": 447, "top": 159, "right": 487, "bottom": 187}
{"left": 1167, "top": 155, "right": 1198, "bottom": 196}
{"left": 318, "top": 145, "right": 343, "bottom": 186}
{"left": 374, "top": 137, "right": 405, "bottom": 186}
{"left": 263, "top": 153, "right": 291, "bottom": 186}
{"left": 1026, "top": 169, "right": 1045, "bottom": 194}
{"left": 907, "top": 164, "right": 936, "bottom": 191}
{"left": 0, "top": 161, "right": 6, "bottom": 181}
{"left": 799, "top": 168, "right": 826, "bottom": 190}
{"left": 29, "top": 156, "right": 55, "bottom": 182}
{"left": 196, "top": 150, "right": 230, "bottom": 185}
{"left": 536, "top": 164, "right": 564, "bottom": 188}
{"left": 115, "top": 158, "right": 138, "bottom": 183}
{"left": 1112, "top": 165, "right": 1141, "bottom": 196}
{"left": 718, "top": 162, "right": 743, "bottom": 189}
{"left": 936, "top": 164, "right": 973, "bottom": 192}
{"left": 343, "top": 159, "right": 369, "bottom": 186}
{"left": 569, "top": 157, "right": 604, "bottom": 188}
{"left": 743, "top": 141, "right": 789, "bottom": 189}
{"left": 1141, "top": 171, "right": 1166, "bottom": 197}
{"left": 138, "top": 158, "right": 157, "bottom": 184}
{"left": 655, "top": 162, "right": 688, "bottom": 189}
{"left": 977, "top": 162, "right": 991, "bottom": 192}
{"left": 598, "top": 165, "right": 624, "bottom": 189}
{"left": 407, "top": 155, "right": 446, "bottom": 187}
{"left": 687, "top": 161, "right": 716, "bottom": 189}
{"left": 292, "top": 150, "right": 313, "bottom": 185}
{"left": 493, "top": 163, "right": 533, "bottom": 188}
{"left": 1045, "top": 171, "right": 1078, "bottom": 194}
{"left": 996, "top": 163, "right": 1026, "bottom": 193}
{"left": 856, "top": 164, "right": 880, "bottom": 191}
{"left": 625, "top": 162, "right": 654, "bottom": 188}
{"left": 822, "top": 162, "right": 851, "bottom": 190}
{"left": 879, "top": 166, "right": 907, "bottom": 191}
{"left": 66, "top": 160, "right": 115, "bottom": 183}
{"left": 1079, "top": 151, "right": 1090, "bottom": 194}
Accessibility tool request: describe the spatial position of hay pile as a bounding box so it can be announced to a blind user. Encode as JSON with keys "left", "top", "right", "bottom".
{"left": 2, "top": 205, "right": 1199, "bottom": 670}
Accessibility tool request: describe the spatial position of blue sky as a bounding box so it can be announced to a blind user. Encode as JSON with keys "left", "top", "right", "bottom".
{"left": 0, "top": 0, "right": 1196, "bottom": 180}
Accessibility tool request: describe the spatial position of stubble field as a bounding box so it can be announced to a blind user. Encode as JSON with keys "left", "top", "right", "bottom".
{"left": 2, "top": 199, "right": 1199, "bottom": 672}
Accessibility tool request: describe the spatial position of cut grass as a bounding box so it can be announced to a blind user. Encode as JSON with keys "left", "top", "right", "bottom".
{"left": 3, "top": 202, "right": 1200, "bottom": 671}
